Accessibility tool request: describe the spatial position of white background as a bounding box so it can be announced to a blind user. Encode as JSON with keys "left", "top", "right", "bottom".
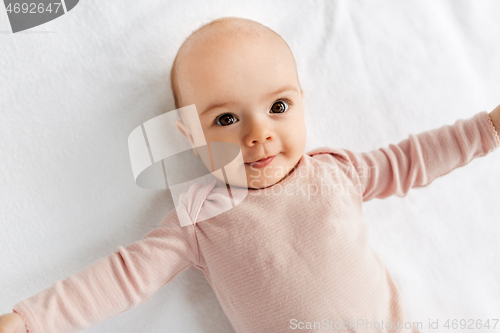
{"left": 1, "top": 0, "right": 500, "bottom": 332}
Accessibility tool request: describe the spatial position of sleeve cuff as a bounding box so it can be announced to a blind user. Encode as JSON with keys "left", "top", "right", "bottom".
{"left": 486, "top": 112, "right": 500, "bottom": 147}
{"left": 12, "top": 302, "right": 39, "bottom": 333}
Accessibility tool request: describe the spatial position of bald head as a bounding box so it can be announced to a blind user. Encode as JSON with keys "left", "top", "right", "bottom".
{"left": 170, "top": 17, "right": 301, "bottom": 115}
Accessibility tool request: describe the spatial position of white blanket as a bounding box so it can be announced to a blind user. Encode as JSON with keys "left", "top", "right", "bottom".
{"left": 1, "top": 0, "right": 500, "bottom": 332}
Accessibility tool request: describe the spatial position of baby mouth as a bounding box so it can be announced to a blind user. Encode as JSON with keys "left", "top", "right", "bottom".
{"left": 245, "top": 155, "right": 276, "bottom": 168}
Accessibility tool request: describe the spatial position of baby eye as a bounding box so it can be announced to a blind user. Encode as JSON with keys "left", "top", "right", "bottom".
{"left": 215, "top": 113, "right": 238, "bottom": 126}
{"left": 270, "top": 99, "right": 291, "bottom": 114}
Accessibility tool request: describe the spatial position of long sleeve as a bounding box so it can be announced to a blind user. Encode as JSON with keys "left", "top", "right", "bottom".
{"left": 12, "top": 209, "right": 199, "bottom": 333}
{"left": 311, "top": 111, "right": 500, "bottom": 202}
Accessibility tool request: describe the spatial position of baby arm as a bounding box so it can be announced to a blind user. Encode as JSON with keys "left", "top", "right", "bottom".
{"left": 337, "top": 110, "right": 500, "bottom": 202}
{"left": 8, "top": 210, "right": 199, "bottom": 333}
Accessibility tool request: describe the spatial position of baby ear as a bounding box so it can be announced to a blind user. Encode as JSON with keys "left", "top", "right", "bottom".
{"left": 301, "top": 89, "right": 305, "bottom": 99}
{"left": 175, "top": 119, "right": 200, "bottom": 157}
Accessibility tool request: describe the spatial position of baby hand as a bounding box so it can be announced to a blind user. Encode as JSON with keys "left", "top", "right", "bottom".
{"left": 0, "top": 312, "right": 27, "bottom": 333}
{"left": 489, "top": 104, "right": 500, "bottom": 134}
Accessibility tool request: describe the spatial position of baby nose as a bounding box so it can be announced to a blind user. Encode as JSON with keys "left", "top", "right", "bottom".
{"left": 245, "top": 120, "right": 274, "bottom": 146}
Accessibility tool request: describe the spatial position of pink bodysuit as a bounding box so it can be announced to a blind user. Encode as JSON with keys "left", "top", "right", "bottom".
{"left": 12, "top": 111, "right": 500, "bottom": 333}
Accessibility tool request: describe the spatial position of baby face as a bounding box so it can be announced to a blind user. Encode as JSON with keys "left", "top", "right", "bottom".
{"left": 175, "top": 33, "right": 306, "bottom": 189}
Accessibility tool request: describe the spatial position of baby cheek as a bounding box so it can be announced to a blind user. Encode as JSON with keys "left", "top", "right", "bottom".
{"left": 205, "top": 130, "right": 229, "bottom": 143}
{"left": 289, "top": 124, "right": 307, "bottom": 146}
{"left": 289, "top": 128, "right": 307, "bottom": 158}
{"left": 281, "top": 137, "right": 301, "bottom": 161}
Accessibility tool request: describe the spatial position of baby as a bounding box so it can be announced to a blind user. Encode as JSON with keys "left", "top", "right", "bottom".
{"left": 2, "top": 16, "right": 500, "bottom": 333}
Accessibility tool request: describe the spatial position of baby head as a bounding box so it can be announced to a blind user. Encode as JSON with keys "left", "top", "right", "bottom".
{"left": 171, "top": 17, "right": 306, "bottom": 190}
